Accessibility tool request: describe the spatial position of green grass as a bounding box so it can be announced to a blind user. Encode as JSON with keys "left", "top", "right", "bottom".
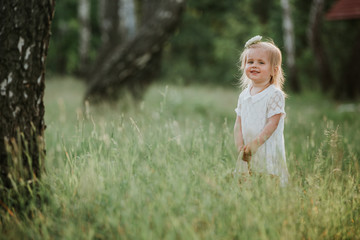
{"left": 1, "top": 77, "right": 360, "bottom": 239}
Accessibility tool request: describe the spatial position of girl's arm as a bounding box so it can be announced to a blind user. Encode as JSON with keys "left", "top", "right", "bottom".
{"left": 243, "top": 113, "right": 281, "bottom": 161}
{"left": 234, "top": 115, "right": 244, "bottom": 153}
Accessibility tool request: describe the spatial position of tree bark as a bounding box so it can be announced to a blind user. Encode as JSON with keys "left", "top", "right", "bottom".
{"left": 78, "top": 0, "right": 91, "bottom": 76}
{"left": 308, "top": 0, "right": 335, "bottom": 92}
{"left": 84, "top": 0, "right": 186, "bottom": 103}
{"left": 0, "top": 0, "right": 55, "bottom": 195}
{"left": 281, "top": 0, "right": 301, "bottom": 92}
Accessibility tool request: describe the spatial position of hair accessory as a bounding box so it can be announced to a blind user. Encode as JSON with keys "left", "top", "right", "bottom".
{"left": 245, "top": 35, "right": 262, "bottom": 48}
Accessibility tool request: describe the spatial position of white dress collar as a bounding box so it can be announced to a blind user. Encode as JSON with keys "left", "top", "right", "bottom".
{"left": 244, "top": 84, "right": 275, "bottom": 102}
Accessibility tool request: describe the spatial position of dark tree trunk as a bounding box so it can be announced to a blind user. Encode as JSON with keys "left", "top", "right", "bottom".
{"left": 0, "top": 0, "right": 55, "bottom": 196}
{"left": 336, "top": 29, "right": 360, "bottom": 99}
{"left": 308, "top": 0, "right": 335, "bottom": 92}
{"left": 89, "top": 0, "right": 123, "bottom": 79}
{"left": 141, "top": 0, "right": 159, "bottom": 23}
{"left": 99, "top": 0, "right": 123, "bottom": 47}
{"left": 84, "top": 0, "right": 186, "bottom": 103}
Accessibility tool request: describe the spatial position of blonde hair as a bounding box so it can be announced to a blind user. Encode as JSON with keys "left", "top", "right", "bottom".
{"left": 238, "top": 38, "right": 285, "bottom": 91}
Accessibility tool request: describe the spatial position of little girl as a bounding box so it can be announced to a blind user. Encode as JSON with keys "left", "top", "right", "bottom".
{"left": 234, "top": 36, "right": 289, "bottom": 185}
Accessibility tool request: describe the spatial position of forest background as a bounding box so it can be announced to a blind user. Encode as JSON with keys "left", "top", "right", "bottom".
{"left": 1, "top": 0, "right": 360, "bottom": 239}
{"left": 47, "top": 0, "right": 360, "bottom": 99}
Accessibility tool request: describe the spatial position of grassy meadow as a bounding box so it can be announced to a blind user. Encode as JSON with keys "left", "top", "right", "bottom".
{"left": 1, "top": 77, "right": 360, "bottom": 239}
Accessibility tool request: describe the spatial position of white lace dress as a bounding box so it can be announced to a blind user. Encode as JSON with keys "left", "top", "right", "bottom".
{"left": 235, "top": 84, "right": 289, "bottom": 185}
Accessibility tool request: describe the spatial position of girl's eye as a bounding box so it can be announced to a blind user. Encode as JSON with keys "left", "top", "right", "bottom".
{"left": 248, "top": 61, "right": 253, "bottom": 64}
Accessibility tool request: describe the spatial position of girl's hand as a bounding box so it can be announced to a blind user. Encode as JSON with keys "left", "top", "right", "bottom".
{"left": 237, "top": 150, "right": 249, "bottom": 163}
{"left": 243, "top": 140, "right": 260, "bottom": 162}
{"left": 242, "top": 151, "right": 251, "bottom": 162}
{"left": 241, "top": 145, "right": 251, "bottom": 162}
{"left": 242, "top": 114, "right": 281, "bottom": 163}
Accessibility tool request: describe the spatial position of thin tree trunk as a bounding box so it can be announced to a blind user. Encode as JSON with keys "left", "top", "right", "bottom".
{"left": 84, "top": 0, "right": 186, "bottom": 103}
{"left": 88, "top": 0, "right": 123, "bottom": 80}
{"left": 281, "top": 0, "right": 300, "bottom": 92}
{"left": 0, "top": 0, "right": 55, "bottom": 197}
{"left": 78, "top": 0, "right": 91, "bottom": 76}
{"left": 308, "top": 0, "right": 335, "bottom": 92}
{"left": 99, "top": 0, "right": 122, "bottom": 46}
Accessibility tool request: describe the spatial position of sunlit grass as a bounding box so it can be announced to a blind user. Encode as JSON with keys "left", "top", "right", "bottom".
{"left": 1, "top": 77, "right": 360, "bottom": 239}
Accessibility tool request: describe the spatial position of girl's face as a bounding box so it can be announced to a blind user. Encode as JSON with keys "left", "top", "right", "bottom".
{"left": 245, "top": 48, "right": 273, "bottom": 86}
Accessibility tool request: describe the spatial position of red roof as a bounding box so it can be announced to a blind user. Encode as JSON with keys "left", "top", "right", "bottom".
{"left": 326, "top": 0, "right": 360, "bottom": 20}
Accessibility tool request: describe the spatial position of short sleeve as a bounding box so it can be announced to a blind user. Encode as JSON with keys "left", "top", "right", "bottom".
{"left": 235, "top": 95, "right": 241, "bottom": 116}
{"left": 267, "top": 90, "right": 285, "bottom": 118}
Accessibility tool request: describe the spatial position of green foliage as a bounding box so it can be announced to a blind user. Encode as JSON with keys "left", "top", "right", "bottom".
{"left": 47, "top": 0, "right": 78, "bottom": 74}
{"left": 162, "top": 0, "right": 264, "bottom": 85}
{"left": 1, "top": 78, "right": 360, "bottom": 239}
{"left": 47, "top": 0, "right": 101, "bottom": 75}
{"left": 46, "top": 0, "right": 359, "bottom": 96}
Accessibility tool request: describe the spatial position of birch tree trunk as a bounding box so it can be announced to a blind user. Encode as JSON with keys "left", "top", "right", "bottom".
{"left": 281, "top": 0, "right": 300, "bottom": 92}
{"left": 84, "top": 0, "right": 186, "bottom": 103}
{"left": 308, "top": 0, "right": 334, "bottom": 92}
{"left": 78, "top": 0, "right": 91, "bottom": 76}
{"left": 0, "top": 0, "right": 55, "bottom": 196}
